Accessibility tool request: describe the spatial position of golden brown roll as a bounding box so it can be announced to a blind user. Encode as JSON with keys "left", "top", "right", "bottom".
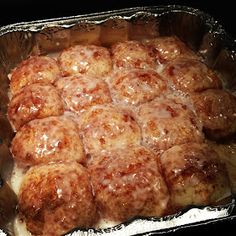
{"left": 190, "top": 89, "right": 236, "bottom": 139}
{"left": 144, "top": 36, "right": 198, "bottom": 63}
{"left": 11, "top": 116, "right": 85, "bottom": 168}
{"left": 10, "top": 56, "right": 60, "bottom": 95}
{"left": 8, "top": 83, "right": 64, "bottom": 130}
{"left": 162, "top": 58, "right": 222, "bottom": 93}
{"left": 109, "top": 69, "right": 167, "bottom": 105}
{"left": 79, "top": 104, "right": 141, "bottom": 155}
{"left": 54, "top": 75, "right": 112, "bottom": 115}
{"left": 111, "top": 40, "right": 156, "bottom": 70}
{"left": 136, "top": 96, "right": 204, "bottom": 153}
{"left": 208, "top": 142, "right": 236, "bottom": 194}
{"left": 89, "top": 145, "right": 169, "bottom": 221}
{"left": 18, "top": 162, "right": 97, "bottom": 236}
{"left": 58, "top": 45, "right": 112, "bottom": 77}
{"left": 160, "top": 143, "right": 231, "bottom": 210}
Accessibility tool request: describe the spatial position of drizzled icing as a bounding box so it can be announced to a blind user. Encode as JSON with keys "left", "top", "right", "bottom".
{"left": 8, "top": 37, "right": 234, "bottom": 235}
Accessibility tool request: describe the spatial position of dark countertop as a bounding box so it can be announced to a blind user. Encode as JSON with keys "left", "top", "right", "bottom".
{"left": 1, "top": 0, "right": 236, "bottom": 38}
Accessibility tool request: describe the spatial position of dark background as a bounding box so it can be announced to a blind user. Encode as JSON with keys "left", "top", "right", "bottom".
{"left": 1, "top": 1, "right": 236, "bottom": 235}
{"left": 1, "top": 0, "right": 236, "bottom": 38}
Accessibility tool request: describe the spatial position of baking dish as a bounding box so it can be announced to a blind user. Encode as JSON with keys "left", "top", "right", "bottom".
{"left": 0, "top": 5, "right": 236, "bottom": 236}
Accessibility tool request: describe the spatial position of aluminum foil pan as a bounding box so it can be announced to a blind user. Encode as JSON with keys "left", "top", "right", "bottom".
{"left": 1, "top": 5, "right": 236, "bottom": 236}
